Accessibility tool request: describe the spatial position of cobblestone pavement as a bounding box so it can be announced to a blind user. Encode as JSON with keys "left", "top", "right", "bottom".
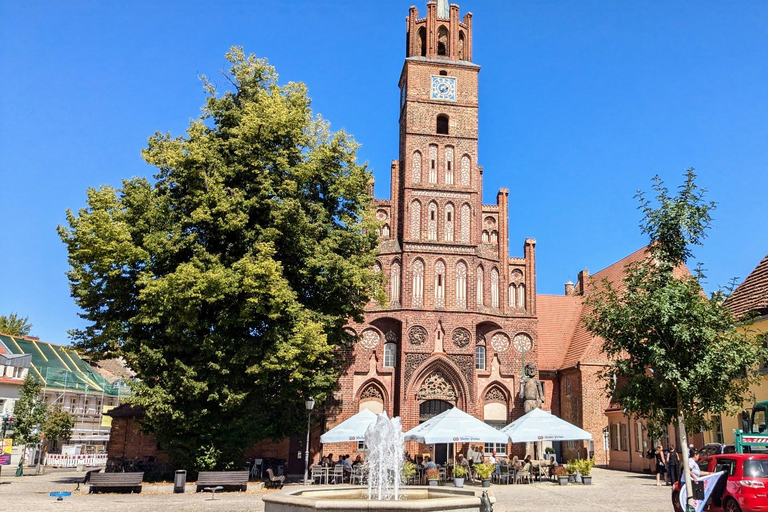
{"left": 0, "top": 466, "right": 675, "bottom": 512}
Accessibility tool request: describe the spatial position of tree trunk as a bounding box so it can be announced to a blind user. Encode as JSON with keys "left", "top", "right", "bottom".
{"left": 677, "top": 392, "right": 694, "bottom": 512}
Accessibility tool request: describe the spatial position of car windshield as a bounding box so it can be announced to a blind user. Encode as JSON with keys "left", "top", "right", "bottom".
{"left": 743, "top": 460, "right": 768, "bottom": 478}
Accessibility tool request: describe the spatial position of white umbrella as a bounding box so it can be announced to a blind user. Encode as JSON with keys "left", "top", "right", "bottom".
{"left": 501, "top": 408, "right": 592, "bottom": 443}
{"left": 320, "top": 408, "right": 379, "bottom": 443}
{"left": 403, "top": 407, "right": 510, "bottom": 444}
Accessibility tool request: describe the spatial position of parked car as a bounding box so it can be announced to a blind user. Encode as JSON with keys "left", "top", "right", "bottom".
{"left": 671, "top": 453, "right": 768, "bottom": 512}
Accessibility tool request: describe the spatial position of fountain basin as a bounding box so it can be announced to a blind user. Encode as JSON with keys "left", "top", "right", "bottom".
{"left": 263, "top": 486, "right": 494, "bottom": 511}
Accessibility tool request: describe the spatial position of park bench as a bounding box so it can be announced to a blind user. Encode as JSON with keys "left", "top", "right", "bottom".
{"left": 74, "top": 468, "right": 103, "bottom": 491}
{"left": 195, "top": 470, "right": 249, "bottom": 493}
{"left": 88, "top": 472, "right": 144, "bottom": 494}
{"left": 265, "top": 467, "right": 285, "bottom": 489}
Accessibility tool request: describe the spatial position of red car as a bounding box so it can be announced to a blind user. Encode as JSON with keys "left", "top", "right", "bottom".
{"left": 672, "top": 454, "right": 768, "bottom": 512}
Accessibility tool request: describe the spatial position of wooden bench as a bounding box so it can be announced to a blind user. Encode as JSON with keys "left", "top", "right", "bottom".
{"left": 75, "top": 468, "right": 103, "bottom": 491}
{"left": 195, "top": 471, "right": 249, "bottom": 493}
{"left": 88, "top": 472, "right": 144, "bottom": 494}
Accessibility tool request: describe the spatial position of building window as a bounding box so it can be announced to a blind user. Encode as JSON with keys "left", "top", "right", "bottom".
{"left": 428, "top": 202, "right": 438, "bottom": 241}
{"left": 436, "top": 115, "right": 449, "bottom": 135}
{"left": 437, "top": 25, "right": 449, "bottom": 56}
{"left": 565, "top": 376, "right": 571, "bottom": 396}
{"left": 509, "top": 284, "right": 517, "bottom": 308}
{"left": 435, "top": 260, "right": 446, "bottom": 308}
{"left": 412, "top": 259, "right": 424, "bottom": 307}
{"left": 383, "top": 343, "right": 397, "bottom": 368}
{"left": 429, "top": 145, "right": 438, "bottom": 183}
{"left": 713, "top": 415, "right": 724, "bottom": 444}
{"left": 620, "top": 422, "right": 629, "bottom": 451}
{"left": 475, "top": 345, "right": 486, "bottom": 371}
{"left": 490, "top": 268, "right": 499, "bottom": 308}
{"left": 456, "top": 261, "right": 467, "bottom": 309}
{"left": 444, "top": 203, "right": 454, "bottom": 242}
{"left": 445, "top": 146, "right": 454, "bottom": 185}
{"left": 635, "top": 421, "right": 644, "bottom": 452}
{"left": 476, "top": 266, "right": 484, "bottom": 307}
{"left": 517, "top": 284, "right": 526, "bottom": 311}
{"left": 390, "top": 261, "right": 401, "bottom": 304}
{"left": 357, "top": 441, "right": 368, "bottom": 451}
{"left": 12, "top": 366, "right": 24, "bottom": 379}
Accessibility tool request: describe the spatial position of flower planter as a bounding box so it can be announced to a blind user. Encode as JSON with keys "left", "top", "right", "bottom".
{"left": 582, "top": 476, "right": 592, "bottom": 485}
{"left": 558, "top": 476, "right": 568, "bottom": 486}
{"left": 428, "top": 479, "right": 439, "bottom": 487}
{"left": 454, "top": 477, "right": 464, "bottom": 488}
{"left": 481, "top": 479, "right": 491, "bottom": 488}
{"left": 568, "top": 474, "right": 576, "bottom": 483}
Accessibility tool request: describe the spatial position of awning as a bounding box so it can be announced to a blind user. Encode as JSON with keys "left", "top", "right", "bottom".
{"left": 403, "top": 407, "right": 510, "bottom": 444}
{"left": 501, "top": 408, "right": 592, "bottom": 443}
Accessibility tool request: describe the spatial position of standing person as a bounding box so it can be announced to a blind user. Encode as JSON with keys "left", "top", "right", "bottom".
{"left": 663, "top": 445, "right": 672, "bottom": 485}
{"left": 654, "top": 445, "right": 667, "bottom": 486}
{"left": 667, "top": 445, "right": 680, "bottom": 485}
{"left": 467, "top": 445, "right": 477, "bottom": 482}
{"left": 472, "top": 445, "right": 484, "bottom": 482}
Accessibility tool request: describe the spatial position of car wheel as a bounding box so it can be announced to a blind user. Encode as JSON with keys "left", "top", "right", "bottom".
{"left": 671, "top": 490, "right": 683, "bottom": 512}
{"left": 724, "top": 498, "right": 742, "bottom": 512}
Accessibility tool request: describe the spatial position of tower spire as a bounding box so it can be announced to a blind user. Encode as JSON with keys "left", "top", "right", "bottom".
{"left": 437, "top": 0, "right": 449, "bottom": 19}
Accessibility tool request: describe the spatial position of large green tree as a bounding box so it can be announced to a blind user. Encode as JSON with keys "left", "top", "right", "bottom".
{"left": 584, "top": 169, "right": 764, "bottom": 507}
{"left": 59, "top": 47, "right": 381, "bottom": 470}
{"left": 0, "top": 313, "right": 33, "bottom": 337}
{"left": 43, "top": 407, "right": 74, "bottom": 446}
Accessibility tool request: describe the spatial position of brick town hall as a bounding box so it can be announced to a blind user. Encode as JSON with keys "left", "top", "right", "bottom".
{"left": 310, "top": 0, "right": 631, "bottom": 469}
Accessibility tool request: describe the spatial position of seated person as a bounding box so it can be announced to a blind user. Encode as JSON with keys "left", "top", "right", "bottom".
{"left": 353, "top": 454, "right": 363, "bottom": 466}
{"left": 341, "top": 454, "right": 353, "bottom": 473}
{"left": 422, "top": 456, "right": 437, "bottom": 469}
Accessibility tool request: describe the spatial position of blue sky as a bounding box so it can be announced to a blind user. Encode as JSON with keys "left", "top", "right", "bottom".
{"left": 1, "top": 1, "right": 766, "bottom": 345}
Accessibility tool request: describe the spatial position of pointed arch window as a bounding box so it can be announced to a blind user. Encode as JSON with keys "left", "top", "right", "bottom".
{"left": 445, "top": 146, "right": 454, "bottom": 185}
{"left": 508, "top": 283, "right": 517, "bottom": 309}
{"left": 429, "top": 145, "right": 438, "bottom": 183}
{"left": 490, "top": 231, "right": 498, "bottom": 243}
{"left": 491, "top": 268, "right": 499, "bottom": 308}
{"left": 460, "top": 203, "right": 471, "bottom": 243}
{"left": 384, "top": 342, "right": 397, "bottom": 368}
{"left": 435, "top": 260, "right": 446, "bottom": 308}
{"left": 517, "top": 284, "right": 526, "bottom": 311}
{"left": 458, "top": 31, "right": 466, "bottom": 60}
{"left": 456, "top": 261, "right": 467, "bottom": 309}
{"left": 412, "top": 150, "right": 422, "bottom": 184}
{"left": 460, "top": 155, "right": 471, "bottom": 186}
{"left": 444, "top": 203, "right": 454, "bottom": 242}
{"left": 391, "top": 261, "right": 401, "bottom": 305}
{"left": 475, "top": 344, "right": 486, "bottom": 371}
{"left": 418, "top": 27, "right": 427, "bottom": 57}
{"left": 476, "top": 266, "right": 484, "bottom": 307}
{"left": 410, "top": 200, "right": 421, "bottom": 240}
{"left": 428, "top": 202, "right": 438, "bottom": 241}
{"left": 437, "top": 25, "right": 449, "bottom": 56}
{"left": 412, "top": 259, "right": 424, "bottom": 307}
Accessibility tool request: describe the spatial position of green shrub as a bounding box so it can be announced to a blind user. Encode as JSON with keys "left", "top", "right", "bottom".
{"left": 474, "top": 462, "right": 495, "bottom": 480}
{"left": 566, "top": 460, "right": 578, "bottom": 474}
{"left": 401, "top": 461, "right": 416, "bottom": 478}
{"left": 452, "top": 465, "right": 468, "bottom": 478}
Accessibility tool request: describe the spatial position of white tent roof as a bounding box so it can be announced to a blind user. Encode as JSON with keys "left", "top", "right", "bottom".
{"left": 320, "top": 408, "right": 379, "bottom": 443}
{"left": 501, "top": 408, "right": 593, "bottom": 443}
{"left": 403, "top": 407, "right": 510, "bottom": 445}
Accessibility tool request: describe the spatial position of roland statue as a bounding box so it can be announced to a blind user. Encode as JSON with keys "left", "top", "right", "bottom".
{"left": 519, "top": 363, "right": 545, "bottom": 413}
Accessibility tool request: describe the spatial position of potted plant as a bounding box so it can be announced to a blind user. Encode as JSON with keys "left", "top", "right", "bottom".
{"left": 553, "top": 465, "right": 569, "bottom": 486}
{"left": 452, "top": 464, "right": 468, "bottom": 487}
{"left": 426, "top": 467, "right": 440, "bottom": 486}
{"left": 475, "top": 462, "right": 495, "bottom": 488}
{"left": 578, "top": 458, "right": 595, "bottom": 485}
{"left": 401, "top": 461, "right": 416, "bottom": 485}
{"left": 566, "top": 460, "right": 578, "bottom": 483}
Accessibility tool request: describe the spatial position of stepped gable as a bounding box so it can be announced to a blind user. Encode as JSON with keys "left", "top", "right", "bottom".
{"left": 725, "top": 253, "right": 768, "bottom": 320}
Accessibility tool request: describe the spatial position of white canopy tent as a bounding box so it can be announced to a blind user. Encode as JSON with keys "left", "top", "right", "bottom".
{"left": 403, "top": 407, "right": 510, "bottom": 445}
{"left": 501, "top": 407, "right": 592, "bottom": 443}
{"left": 319, "top": 408, "right": 379, "bottom": 444}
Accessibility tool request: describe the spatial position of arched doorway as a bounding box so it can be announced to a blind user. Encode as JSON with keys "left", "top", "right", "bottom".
{"left": 419, "top": 399, "right": 452, "bottom": 422}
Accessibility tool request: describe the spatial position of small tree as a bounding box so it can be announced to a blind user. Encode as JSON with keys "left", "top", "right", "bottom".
{"left": 43, "top": 407, "right": 75, "bottom": 448}
{"left": 0, "top": 313, "right": 33, "bottom": 337}
{"left": 585, "top": 169, "right": 765, "bottom": 510}
{"left": 12, "top": 375, "right": 48, "bottom": 466}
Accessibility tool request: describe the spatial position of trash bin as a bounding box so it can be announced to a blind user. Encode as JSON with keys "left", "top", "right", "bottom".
{"left": 174, "top": 470, "right": 187, "bottom": 493}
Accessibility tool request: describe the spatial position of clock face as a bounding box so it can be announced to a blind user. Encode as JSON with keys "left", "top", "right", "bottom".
{"left": 430, "top": 76, "right": 456, "bottom": 101}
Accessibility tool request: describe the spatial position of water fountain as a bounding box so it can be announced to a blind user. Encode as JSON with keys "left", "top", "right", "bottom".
{"left": 263, "top": 412, "right": 494, "bottom": 511}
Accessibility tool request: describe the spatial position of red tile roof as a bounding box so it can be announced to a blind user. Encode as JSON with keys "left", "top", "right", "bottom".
{"left": 536, "top": 295, "right": 583, "bottom": 370}
{"left": 725, "top": 254, "right": 768, "bottom": 320}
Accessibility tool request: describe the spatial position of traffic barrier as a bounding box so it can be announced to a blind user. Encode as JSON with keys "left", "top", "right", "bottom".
{"left": 45, "top": 453, "right": 107, "bottom": 468}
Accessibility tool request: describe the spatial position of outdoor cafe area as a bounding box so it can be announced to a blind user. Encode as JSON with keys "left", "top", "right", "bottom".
{"left": 312, "top": 407, "right": 593, "bottom": 486}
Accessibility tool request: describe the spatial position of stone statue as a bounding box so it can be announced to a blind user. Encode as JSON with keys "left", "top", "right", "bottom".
{"left": 519, "top": 363, "right": 545, "bottom": 413}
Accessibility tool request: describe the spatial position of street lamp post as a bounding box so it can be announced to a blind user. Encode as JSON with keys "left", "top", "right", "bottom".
{"left": 303, "top": 397, "right": 315, "bottom": 486}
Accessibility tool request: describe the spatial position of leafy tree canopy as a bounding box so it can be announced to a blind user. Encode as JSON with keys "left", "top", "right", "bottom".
{"left": 43, "top": 407, "right": 75, "bottom": 444}
{"left": 12, "top": 375, "right": 47, "bottom": 447}
{"left": 0, "top": 313, "right": 33, "bottom": 337}
{"left": 59, "top": 47, "right": 381, "bottom": 470}
{"left": 585, "top": 169, "right": 765, "bottom": 436}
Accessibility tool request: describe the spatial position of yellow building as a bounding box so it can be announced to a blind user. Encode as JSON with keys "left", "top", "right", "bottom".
{"left": 701, "top": 253, "right": 768, "bottom": 446}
